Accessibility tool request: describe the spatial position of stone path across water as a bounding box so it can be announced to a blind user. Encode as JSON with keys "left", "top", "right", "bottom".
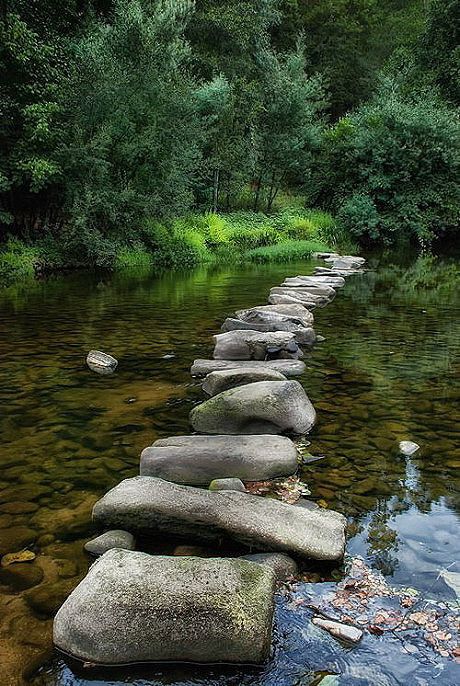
{"left": 53, "top": 252, "right": 366, "bottom": 667}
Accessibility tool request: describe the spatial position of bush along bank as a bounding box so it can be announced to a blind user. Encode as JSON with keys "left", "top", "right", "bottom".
{"left": 0, "top": 208, "right": 336, "bottom": 284}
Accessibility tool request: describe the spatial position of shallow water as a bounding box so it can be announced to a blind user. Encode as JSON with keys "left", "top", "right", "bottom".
{"left": 0, "top": 252, "right": 459, "bottom": 685}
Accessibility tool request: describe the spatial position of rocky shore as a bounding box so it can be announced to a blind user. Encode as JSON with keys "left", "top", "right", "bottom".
{"left": 53, "top": 253, "right": 366, "bottom": 666}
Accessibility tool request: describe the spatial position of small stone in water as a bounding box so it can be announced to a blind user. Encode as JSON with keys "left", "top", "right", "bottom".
{"left": 399, "top": 441, "right": 420, "bottom": 456}
{"left": 312, "top": 617, "right": 363, "bottom": 644}
{"left": 86, "top": 350, "right": 118, "bottom": 375}
{"left": 162, "top": 353, "right": 175, "bottom": 359}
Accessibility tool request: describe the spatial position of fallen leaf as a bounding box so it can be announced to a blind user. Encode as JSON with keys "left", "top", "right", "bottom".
{"left": 1, "top": 550, "right": 36, "bottom": 567}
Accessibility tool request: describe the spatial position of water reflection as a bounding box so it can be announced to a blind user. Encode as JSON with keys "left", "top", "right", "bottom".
{"left": 0, "top": 252, "right": 458, "bottom": 685}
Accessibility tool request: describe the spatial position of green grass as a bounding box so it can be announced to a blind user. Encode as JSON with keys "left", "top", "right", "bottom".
{"left": 0, "top": 206, "right": 336, "bottom": 284}
{"left": 246, "top": 239, "right": 330, "bottom": 263}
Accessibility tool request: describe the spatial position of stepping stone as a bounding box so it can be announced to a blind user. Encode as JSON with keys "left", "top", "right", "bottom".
{"left": 283, "top": 275, "right": 345, "bottom": 288}
{"left": 54, "top": 549, "right": 276, "bottom": 665}
{"left": 270, "top": 287, "right": 331, "bottom": 305}
{"left": 314, "top": 267, "right": 362, "bottom": 277}
{"left": 86, "top": 350, "right": 118, "bottom": 375}
{"left": 268, "top": 293, "right": 318, "bottom": 308}
{"left": 202, "top": 367, "right": 287, "bottom": 396}
{"left": 220, "top": 315, "right": 316, "bottom": 346}
{"left": 140, "top": 434, "right": 298, "bottom": 484}
{"left": 213, "top": 330, "right": 302, "bottom": 361}
{"left": 240, "top": 552, "right": 298, "bottom": 581}
{"left": 189, "top": 380, "right": 316, "bottom": 435}
{"left": 236, "top": 304, "right": 314, "bottom": 327}
{"left": 84, "top": 530, "right": 135, "bottom": 556}
{"left": 279, "top": 281, "right": 336, "bottom": 297}
{"left": 191, "top": 359, "right": 306, "bottom": 377}
{"left": 92, "top": 477, "right": 347, "bottom": 561}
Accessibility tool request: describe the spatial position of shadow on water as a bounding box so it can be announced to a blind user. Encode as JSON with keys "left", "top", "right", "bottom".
{"left": 0, "top": 251, "right": 458, "bottom": 685}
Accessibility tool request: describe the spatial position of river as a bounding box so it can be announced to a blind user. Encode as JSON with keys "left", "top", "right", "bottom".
{"left": 0, "top": 251, "right": 458, "bottom": 685}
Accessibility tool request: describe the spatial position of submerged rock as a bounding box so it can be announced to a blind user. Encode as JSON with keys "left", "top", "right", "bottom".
{"left": 84, "top": 530, "right": 135, "bottom": 557}
{"left": 86, "top": 350, "right": 118, "bottom": 375}
{"left": 190, "top": 380, "right": 316, "bottom": 435}
{"left": 191, "top": 358, "right": 306, "bottom": 377}
{"left": 140, "top": 434, "right": 298, "bottom": 484}
{"left": 312, "top": 617, "right": 363, "bottom": 644}
{"left": 92, "top": 477, "right": 347, "bottom": 561}
{"left": 213, "top": 330, "right": 302, "bottom": 361}
{"left": 202, "top": 367, "right": 287, "bottom": 396}
{"left": 54, "top": 549, "right": 276, "bottom": 665}
{"left": 240, "top": 552, "right": 298, "bottom": 581}
{"left": 236, "top": 304, "right": 314, "bottom": 327}
{"left": 0, "top": 562, "right": 44, "bottom": 591}
{"left": 209, "top": 478, "right": 246, "bottom": 492}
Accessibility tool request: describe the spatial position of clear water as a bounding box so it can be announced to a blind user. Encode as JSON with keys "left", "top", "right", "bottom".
{"left": 0, "top": 252, "right": 458, "bottom": 686}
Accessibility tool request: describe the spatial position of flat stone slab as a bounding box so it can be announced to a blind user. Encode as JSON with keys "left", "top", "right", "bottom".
{"left": 92, "top": 477, "right": 347, "bottom": 561}
{"left": 202, "top": 367, "right": 287, "bottom": 396}
{"left": 54, "top": 549, "right": 276, "bottom": 665}
{"left": 236, "top": 303, "right": 314, "bottom": 327}
{"left": 220, "top": 317, "right": 316, "bottom": 346}
{"left": 191, "top": 359, "right": 306, "bottom": 377}
{"left": 240, "top": 553, "right": 298, "bottom": 581}
{"left": 190, "top": 380, "right": 316, "bottom": 435}
{"left": 140, "top": 434, "right": 298, "bottom": 484}
{"left": 279, "top": 281, "right": 336, "bottom": 297}
{"left": 283, "top": 275, "right": 345, "bottom": 288}
{"left": 84, "top": 530, "right": 135, "bottom": 556}
{"left": 213, "top": 330, "right": 301, "bottom": 361}
{"left": 270, "top": 287, "right": 330, "bottom": 305}
{"left": 268, "top": 293, "right": 318, "bottom": 308}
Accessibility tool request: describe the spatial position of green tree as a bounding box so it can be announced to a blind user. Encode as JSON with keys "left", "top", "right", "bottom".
{"left": 59, "top": 0, "right": 202, "bottom": 264}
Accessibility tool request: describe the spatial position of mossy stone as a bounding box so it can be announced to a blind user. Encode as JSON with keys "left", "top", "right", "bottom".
{"left": 25, "top": 580, "right": 75, "bottom": 616}
{"left": 0, "top": 563, "right": 44, "bottom": 591}
{"left": 0, "top": 501, "right": 39, "bottom": 514}
{"left": 0, "top": 526, "right": 37, "bottom": 556}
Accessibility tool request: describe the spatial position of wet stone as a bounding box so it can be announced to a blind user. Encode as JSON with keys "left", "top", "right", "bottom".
{"left": 84, "top": 529, "right": 136, "bottom": 557}
{"left": 209, "top": 478, "right": 246, "bottom": 492}
{"left": 0, "top": 501, "right": 39, "bottom": 514}
{"left": 0, "top": 526, "right": 37, "bottom": 556}
{"left": 0, "top": 562, "right": 44, "bottom": 591}
{"left": 240, "top": 553, "right": 298, "bottom": 581}
{"left": 25, "top": 580, "right": 75, "bottom": 617}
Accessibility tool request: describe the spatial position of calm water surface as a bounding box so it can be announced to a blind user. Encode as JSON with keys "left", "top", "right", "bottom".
{"left": 0, "top": 252, "right": 458, "bottom": 686}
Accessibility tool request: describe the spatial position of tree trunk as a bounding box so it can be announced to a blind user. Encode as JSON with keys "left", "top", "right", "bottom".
{"left": 212, "top": 168, "right": 220, "bottom": 213}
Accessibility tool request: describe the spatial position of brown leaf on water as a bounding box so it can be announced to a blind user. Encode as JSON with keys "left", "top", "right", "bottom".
{"left": 368, "top": 624, "right": 384, "bottom": 635}
{"left": 1, "top": 550, "right": 36, "bottom": 566}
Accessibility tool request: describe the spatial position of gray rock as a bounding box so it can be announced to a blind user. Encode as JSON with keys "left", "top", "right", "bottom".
{"left": 283, "top": 275, "right": 345, "bottom": 288}
{"left": 54, "top": 549, "right": 276, "bottom": 665}
{"left": 325, "top": 255, "right": 365, "bottom": 270}
{"left": 279, "top": 281, "right": 336, "bottom": 298}
{"left": 140, "top": 434, "right": 298, "bottom": 484}
{"left": 236, "top": 304, "right": 314, "bottom": 328}
{"left": 86, "top": 350, "right": 118, "bottom": 375}
{"left": 209, "top": 478, "right": 246, "bottom": 492}
{"left": 268, "top": 292, "right": 318, "bottom": 308}
{"left": 294, "top": 498, "right": 320, "bottom": 511}
{"left": 240, "top": 553, "right": 298, "bottom": 580}
{"left": 314, "top": 267, "right": 362, "bottom": 277}
{"left": 270, "top": 287, "right": 331, "bottom": 306}
{"left": 191, "top": 358, "right": 306, "bottom": 378}
{"left": 92, "top": 478, "right": 347, "bottom": 561}
{"left": 312, "top": 252, "right": 341, "bottom": 259}
{"left": 84, "top": 530, "right": 135, "bottom": 556}
{"left": 220, "top": 316, "right": 316, "bottom": 347}
{"left": 190, "top": 380, "right": 316, "bottom": 435}
{"left": 213, "top": 330, "right": 302, "bottom": 361}
{"left": 202, "top": 367, "right": 287, "bottom": 396}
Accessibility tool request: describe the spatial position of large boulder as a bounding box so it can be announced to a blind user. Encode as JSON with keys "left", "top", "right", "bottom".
{"left": 54, "top": 549, "right": 276, "bottom": 665}
{"left": 140, "top": 434, "right": 298, "bottom": 484}
{"left": 191, "top": 358, "right": 306, "bottom": 377}
{"left": 202, "top": 367, "right": 287, "bottom": 396}
{"left": 92, "top": 477, "right": 347, "bottom": 561}
{"left": 240, "top": 553, "right": 298, "bottom": 581}
{"left": 213, "top": 330, "right": 302, "bottom": 361}
{"left": 325, "top": 255, "right": 365, "bottom": 269}
{"left": 236, "top": 304, "right": 314, "bottom": 327}
{"left": 189, "top": 380, "right": 316, "bottom": 435}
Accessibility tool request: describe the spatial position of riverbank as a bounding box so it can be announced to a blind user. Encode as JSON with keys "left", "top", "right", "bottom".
{"left": 0, "top": 208, "right": 338, "bottom": 286}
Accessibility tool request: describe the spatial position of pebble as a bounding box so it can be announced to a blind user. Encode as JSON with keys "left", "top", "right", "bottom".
{"left": 399, "top": 440, "right": 420, "bottom": 456}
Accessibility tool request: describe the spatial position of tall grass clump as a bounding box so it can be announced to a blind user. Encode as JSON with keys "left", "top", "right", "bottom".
{"left": 0, "top": 239, "right": 39, "bottom": 283}
{"left": 247, "top": 239, "right": 330, "bottom": 263}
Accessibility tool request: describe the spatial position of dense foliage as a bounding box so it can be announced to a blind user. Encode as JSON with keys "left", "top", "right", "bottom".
{"left": 0, "top": 0, "right": 458, "bottom": 277}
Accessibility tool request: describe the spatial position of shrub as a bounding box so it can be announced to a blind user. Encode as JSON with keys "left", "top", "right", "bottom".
{"left": 0, "top": 239, "right": 39, "bottom": 283}
{"left": 318, "top": 88, "right": 460, "bottom": 245}
{"left": 116, "top": 245, "right": 152, "bottom": 269}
